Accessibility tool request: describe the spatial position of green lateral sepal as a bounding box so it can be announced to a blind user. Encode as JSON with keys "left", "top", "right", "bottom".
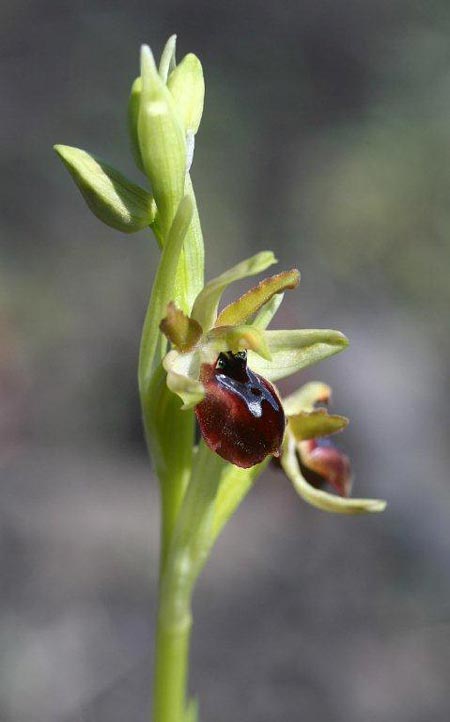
{"left": 281, "top": 435, "right": 387, "bottom": 514}
{"left": 248, "top": 329, "right": 349, "bottom": 382}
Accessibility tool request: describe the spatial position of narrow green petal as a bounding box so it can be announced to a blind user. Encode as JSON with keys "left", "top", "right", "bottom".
{"left": 191, "top": 251, "right": 277, "bottom": 331}
{"left": 248, "top": 329, "right": 349, "bottom": 382}
{"left": 160, "top": 302, "right": 203, "bottom": 351}
{"left": 251, "top": 293, "right": 284, "bottom": 329}
{"left": 281, "top": 439, "right": 386, "bottom": 514}
{"left": 288, "top": 410, "right": 348, "bottom": 441}
{"left": 282, "top": 381, "right": 332, "bottom": 415}
{"left": 54, "top": 145, "right": 156, "bottom": 232}
{"left": 216, "top": 268, "right": 300, "bottom": 327}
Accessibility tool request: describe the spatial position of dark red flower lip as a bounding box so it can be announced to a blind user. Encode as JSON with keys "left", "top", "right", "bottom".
{"left": 195, "top": 351, "right": 286, "bottom": 468}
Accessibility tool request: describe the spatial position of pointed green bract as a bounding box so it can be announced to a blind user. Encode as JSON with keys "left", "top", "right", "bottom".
{"left": 128, "top": 77, "right": 145, "bottom": 173}
{"left": 168, "top": 53, "right": 205, "bottom": 135}
{"left": 138, "top": 45, "right": 187, "bottom": 234}
{"left": 211, "top": 459, "right": 269, "bottom": 542}
{"left": 191, "top": 251, "right": 277, "bottom": 331}
{"left": 281, "top": 438, "right": 386, "bottom": 514}
{"left": 159, "top": 34, "right": 177, "bottom": 83}
{"left": 178, "top": 174, "right": 205, "bottom": 311}
{"left": 216, "top": 268, "right": 300, "bottom": 327}
{"left": 288, "top": 409, "right": 349, "bottom": 441}
{"left": 54, "top": 145, "right": 156, "bottom": 232}
{"left": 139, "top": 195, "right": 194, "bottom": 390}
{"left": 248, "top": 329, "right": 349, "bottom": 381}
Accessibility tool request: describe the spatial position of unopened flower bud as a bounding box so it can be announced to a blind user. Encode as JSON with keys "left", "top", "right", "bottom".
{"left": 54, "top": 145, "right": 156, "bottom": 233}
{"left": 167, "top": 53, "right": 205, "bottom": 136}
{"left": 138, "top": 45, "right": 186, "bottom": 233}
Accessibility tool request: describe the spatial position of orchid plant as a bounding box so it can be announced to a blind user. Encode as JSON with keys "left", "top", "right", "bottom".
{"left": 54, "top": 36, "right": 386, "bottom": 722}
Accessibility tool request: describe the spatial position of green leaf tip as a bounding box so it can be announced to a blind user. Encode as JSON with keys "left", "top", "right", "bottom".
{"left": 54, "top": 144, "right": 156, "bottom": 232}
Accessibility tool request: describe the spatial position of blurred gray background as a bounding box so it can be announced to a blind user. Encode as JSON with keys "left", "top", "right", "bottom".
{"left": 1, "top": 1, "right": 450, "bottom": 720}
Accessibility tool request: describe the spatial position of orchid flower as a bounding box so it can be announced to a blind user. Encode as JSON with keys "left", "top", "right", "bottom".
{"left": 54, "top": 35, "right": 386, "bottom": 722}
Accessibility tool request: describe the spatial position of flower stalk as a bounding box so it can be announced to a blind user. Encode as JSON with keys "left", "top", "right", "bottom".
{"left": 54, "top": 35, "right": 386, "bottom": 722}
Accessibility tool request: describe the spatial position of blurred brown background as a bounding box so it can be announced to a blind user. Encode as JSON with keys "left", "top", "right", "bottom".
{"left": 1, "top": 1, "right": 450, "bottom": 720}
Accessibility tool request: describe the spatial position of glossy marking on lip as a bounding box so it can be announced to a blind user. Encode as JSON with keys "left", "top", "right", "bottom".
{"left": 215, "top": 352, "right": 280, "bottom": 419}
{"left": 195, "top": 351, "right": 286, "bottom": 468}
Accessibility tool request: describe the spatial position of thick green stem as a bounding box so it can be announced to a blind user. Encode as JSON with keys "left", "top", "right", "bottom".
{"left": 152, "top": 580, "right": 192, "bottom": 722}
{"left": 152, "top": 442, "right": 225, "bottom": 722}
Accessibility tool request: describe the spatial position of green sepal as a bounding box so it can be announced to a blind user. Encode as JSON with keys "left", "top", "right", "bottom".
{"left": 248, "top": 329, "right": 349, "bottom": 382}
{"left": 283, "top": 381, "right": 332, "bottom": 415}
{"left": 288, "top": 409, "right": 348, "bottom": 441}
{"left": 138, "top": 45, "right": 187, "bottom": 234}
{"left": 54, "top": 145, "right": 156, "bottom": 232}
{"left": 281, "top": 437, "right": 387, "bottom": 514}
{"left": 160, "top": 302, "right": 203, "bottom": 352}
{"left": 159, "top": 34, "right": 177, "bottom": 83}
{"left": 168, "top": 53, "right": 205, "bottom": 135}
{"left": 216, "top": 268, "right": 300, "bottom": 327}
{"left": 128, "top": 77, "right": 145, "bottom": 173}
{"left": 191, "top": 251, "right": 277, "bottom": 331}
